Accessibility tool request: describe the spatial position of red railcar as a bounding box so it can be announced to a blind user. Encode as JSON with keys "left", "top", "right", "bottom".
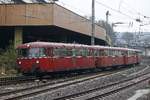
{"left": 16, "top": 42, "right": 141, "bottom": 75}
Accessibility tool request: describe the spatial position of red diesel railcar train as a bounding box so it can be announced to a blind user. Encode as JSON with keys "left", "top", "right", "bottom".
{"left": 16, "top": 42, "right": 141, "bottom": 75}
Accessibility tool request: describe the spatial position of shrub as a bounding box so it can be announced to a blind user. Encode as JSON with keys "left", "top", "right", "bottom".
{"left": 0, "top": 43, "right": 18, "bottom": 76}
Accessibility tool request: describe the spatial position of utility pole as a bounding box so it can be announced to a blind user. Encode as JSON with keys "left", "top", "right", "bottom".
{"left": 106, "top": 11, "right": 110, "bottom": 23}
{"left": 106, "top": 11, "right": 110, "bottom": 45}
{"left": 91, "top": 0, "right": 95, "bottom": 45}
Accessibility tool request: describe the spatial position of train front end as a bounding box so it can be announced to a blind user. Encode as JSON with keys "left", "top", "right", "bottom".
{"left": 16, "top": 44, "right": 49, "bottom": 75}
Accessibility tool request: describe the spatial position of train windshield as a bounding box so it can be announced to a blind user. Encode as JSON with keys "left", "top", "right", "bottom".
{"left": 18, "top": 48, "right": 46, "bottom": 58}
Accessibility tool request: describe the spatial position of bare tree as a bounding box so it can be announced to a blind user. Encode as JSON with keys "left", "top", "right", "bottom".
{"left": 83, "top": 16, "right": 115, "bottom": 45}
{"left": 96, "top": 20, "right": 116, "bottom": 45}
{"left": 121, "top": 32, "right": 134, "bottom": 47}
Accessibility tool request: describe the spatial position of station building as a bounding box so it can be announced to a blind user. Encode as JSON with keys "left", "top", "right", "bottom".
{"left": 0, "top": 3, "right": 111, "bottom": 48}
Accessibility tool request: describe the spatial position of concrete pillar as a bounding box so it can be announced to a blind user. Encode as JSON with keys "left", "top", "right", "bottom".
{"left": 14, "top": 27, "right": 23, "bottom": 48}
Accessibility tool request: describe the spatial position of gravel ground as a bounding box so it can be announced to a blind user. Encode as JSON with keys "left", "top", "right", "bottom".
{"left": 23, "top": 64, "right": 150, "bottom": 100}
{"left": 0, "top": 64, "right": 146, "bottom": 94}
{"left": 0, "top": 80, "right": 47, "bottom": 94}
{"left": 99, "top": 80, "right": 150, "bottom": 100}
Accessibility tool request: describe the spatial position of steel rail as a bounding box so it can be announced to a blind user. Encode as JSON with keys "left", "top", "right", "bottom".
{"left": 0, "top": 65, "right": 145, "bottom": 100}
{"left": 0, "top": 70, "right": 124, "bottom": 100}
{"left": 0, "top": 76, "right": 36, "bottom": 85}
{"left": 55, "top": 71, "right": 150, "bottom": 100}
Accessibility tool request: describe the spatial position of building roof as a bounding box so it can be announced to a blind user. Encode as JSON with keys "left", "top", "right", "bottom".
{"left": 0, "top": 3, "right": 110, "bottom": 44}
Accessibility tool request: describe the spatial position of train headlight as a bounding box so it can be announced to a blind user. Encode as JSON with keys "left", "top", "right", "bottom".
{"left": 36, "top": 60, "right": 39, "bottom": 64}
{"left": 19, "top": 61, "right": 21, "bottom": 64}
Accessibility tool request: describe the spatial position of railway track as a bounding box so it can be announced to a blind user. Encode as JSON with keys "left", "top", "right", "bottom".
{"left": 0, "top": 76, "right": 36, "bottom": 85}
{"left": 0, "top": 66, "right": 126, "bottom": 86}
{"left": 55, "top": 71, "right": 150, "bottom": 100}
{"left": 0, "top": 65, "right": 148, "bottom": 100}
{"left": 0, "top": 68, "right": 129, "bottom": 100}
{"left": 0, "top": 68, "right": 105, "bottom": 86}
{"left": 0, "top": 67, "right": 126, "bottom": 86}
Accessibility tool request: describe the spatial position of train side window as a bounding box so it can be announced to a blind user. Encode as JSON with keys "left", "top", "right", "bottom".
{"left": 129, "top": 51, "right": 131, "bottom": 56}
{"left": 53, "top": 48, "right": 67, "bottom": 57}
{"left": 59, "top": 48, "right": 67, "bottom": 57}
{"left": 125, "top": 51, "right": 128, "bottom": 56}
{"left": 97, "top": 50, "right": 99, "bottom": 56}
{"left": 131, "top": 51, "right": 133, "bottom": 56}
{"left": 85, "top": 49, "right": 89, "bottom": 56}
{"left": 109, "top": 50, "right": 113, "bottom": 56}
{"left": 53, "top": 48, "right": 59, "bottom": 57}
{"left": 47, "top": 48, "right": 53, "bottom": 57}
{"left": 129, "top": 51, "right": 132, "bottom": 56}
{"left": 93, "top": 49, "right": 98, "bottom": 56}
{"left": 118, "top": 51, "right": 121, "bottom": 56}
{"left": 104, "top": 50, "right": 108, "bottom": 56}
{"left": 100, "top": 50, "right": 105, "bottom": 56}
{"left": 39, "top": 48, "right": 46, "bottom": 57}
{"left": 133, "top": 51, "right": 135, "bottom": 56}
{"left": 133, "top": 51, "right": 136, "bottom": 56}
{"left": 121, "top": 51, "right": 124, "bottom": 55}
{"left": 81, "top": 48, "right": 87, "bottom": 57}
{"left": 112, "top": 50, "right": 115, "bottom": 56}
{"left": 134, "top": 51, "right": 137, "bottom": 56}
{"left": 74, "top": 48, "right": 84, "bottom": 56}
{"left": 87, "top": 49, "right": 90, "bottom": 56}
{"left": 108, "top": 50, "right": 110, "bottom": 56}
{"left": 28, "top": 48, "right": 46, "bottom": 57}
{"left": 123, "top": 51, "right": 126, "bottom": 55}
{"left": 80, "top": 49, "right": 84, "bottom": 56}
{"left": 89, "top": 49, "right": 93, "bottom": 56}
{"left": 75, "top": 49, "right": 81, "bottom": 56}
{"left": 109, "top": 50, "right": 112, "bottom": 56}
{"left": 128, "top": 51, "right": 132, "bottom": 56}
{"left": 115, "top": 50, "right": 119, "bottom": 56}
{"left": 66, "top": 49, "right": 72, "bottom": 56}
{"left": 72, "top": 48, "right": 76, "bottom": 57}
{"left": 114, "top": 50, "right": 116, "bottom": 56}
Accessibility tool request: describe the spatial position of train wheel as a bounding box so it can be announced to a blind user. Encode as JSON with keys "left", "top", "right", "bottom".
{"left": 101, "top": 67, "right": 107, "bottom": 71}
{"left": 22, "top": 72, "right": 31, "bottom": 76}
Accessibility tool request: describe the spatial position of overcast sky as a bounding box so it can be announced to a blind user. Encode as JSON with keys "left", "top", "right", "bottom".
{"left": 57, "top": 0, "right": 150, "bottom": 32}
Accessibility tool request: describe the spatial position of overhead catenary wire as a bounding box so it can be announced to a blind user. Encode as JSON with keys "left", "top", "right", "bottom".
{"left": 95, "top": 0, "right": 150, "bottom": 32}
{"left": 58, "top": 1, "right": 91, "bottom": 17}
{"left": 120, "top": 0, "right": 150, "bottom": 19}
{"left": 95, "top": 0, "right": 138, "bottom": 22}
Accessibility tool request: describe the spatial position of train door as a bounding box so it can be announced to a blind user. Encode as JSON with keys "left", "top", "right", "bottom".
{"left": 72, "top": 47, "right": 76, "bottom": 68}
{"left": 73, "top": 47, "right": 83, "bottom": 69}
{"left": 97, "top": 49, "right": 102, "bottom": 68}
{"left": 64, "top": 47, "right": 74, "bottom": 70}
{"left": 136, "top": 51, "right": 140, "bottom": 64}
{"left": 90, "top": 48, "right": 95, "bottom": 68}
{"left": 47, "top": 47, "right": 54, "bottom": 72}
{"left": 109, "top": 50, "right": 114, "bottom": 66}
{"left": 53, "top": 47, "right": 73, "bottom": 71}
{"left": 124, "top": 51, "right": 128, "bottom": 65}
{"left": 52, "top": 47, "right": 65, "bottom": 71}
{"left": 94, "top": 49, "right": 99, "bottom": 68}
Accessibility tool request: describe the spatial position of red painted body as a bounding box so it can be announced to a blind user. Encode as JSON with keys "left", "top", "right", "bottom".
{"left": 16, "top": 42, "right": 141, "bottom": 74}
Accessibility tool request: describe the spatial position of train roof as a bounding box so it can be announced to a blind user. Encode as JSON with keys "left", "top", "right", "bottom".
{"left": 17, "top": 42, "right": 141, "bottom": 52}
{"left": 17, "top": 42, "right": 89, "bottom": 49}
